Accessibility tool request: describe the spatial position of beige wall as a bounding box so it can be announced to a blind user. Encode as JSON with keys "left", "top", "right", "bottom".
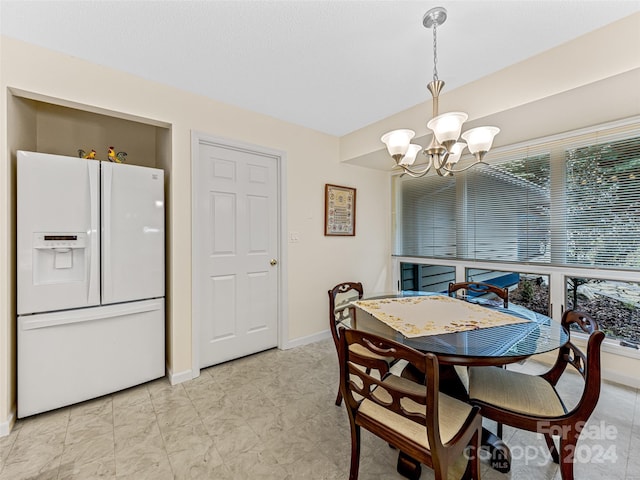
{"left": 0, "top": 36, "right": 392, "bottom": 430}
{"left": 35, "top": 103, "right": 161, "bottom": 169}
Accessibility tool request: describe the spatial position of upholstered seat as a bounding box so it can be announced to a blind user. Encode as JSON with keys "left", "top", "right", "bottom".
{"left": 469, "top": 364, "right": 565, "bottom": 417}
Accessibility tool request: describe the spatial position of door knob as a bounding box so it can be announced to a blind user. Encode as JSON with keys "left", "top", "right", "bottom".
{"left": 270, "top": 259, "right": 278, "bottom": 266}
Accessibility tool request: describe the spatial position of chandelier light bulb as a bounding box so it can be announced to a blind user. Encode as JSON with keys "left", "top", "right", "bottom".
{"left": 446, "top": 142, "right": 467, "bottom": 165}
{"left": 399, "top": 144, "right": 423, "bottom": 166}
{"left": 461, "top": 126, "right": 501, "bottom": 154}
{"left": 427, "top": 112, "right": 468, "bottom": 144}
{"left": 381, "top": 129, "right": 415, "bottom": 157}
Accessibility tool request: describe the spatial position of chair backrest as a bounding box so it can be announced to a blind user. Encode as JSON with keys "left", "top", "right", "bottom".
{"left": 338, "top": 328, "right": 447, "bottom": 452}
{"left": 328, "top": 282, "right": 364, "bottom": 349}
{"left": 448, "top": 281, "right": 508, "bottom": 308}
{"left": 543, "top": 310, "right": 605, "bottom": 420}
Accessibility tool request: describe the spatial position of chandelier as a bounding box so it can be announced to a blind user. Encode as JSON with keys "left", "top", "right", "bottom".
{"left": 381, "top": 7, "right": 500, "bottom": 177}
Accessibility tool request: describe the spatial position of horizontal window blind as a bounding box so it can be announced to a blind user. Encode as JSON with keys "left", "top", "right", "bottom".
{"left": 399, "top": 175, "right": 456, "bottom": 257}
{"left": 396, "top": 118, "right": 640, "bottom": 270}
{"left": 462, "top": 154, "right": 549, "bottom": 263}
{"left": 563, "top": 133, "right": 640, "bottom": 269}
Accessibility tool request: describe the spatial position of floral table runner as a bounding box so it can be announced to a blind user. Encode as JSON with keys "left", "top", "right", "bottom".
{"left": 353, "top": 295, "right": 530, "bottom": 338}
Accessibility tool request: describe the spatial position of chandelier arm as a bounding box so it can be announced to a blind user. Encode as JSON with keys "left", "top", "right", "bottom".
{"left": 438, "top": 160, "right": 488, "bottom": 174}
{"left": 398, "top": 155, "right": 434, "bottom": 178}
{"left": 432, "top": 151, "right": 447, "bottom": 170}
{"left": 401, "top": 167, "right": 431, "bottom": 178}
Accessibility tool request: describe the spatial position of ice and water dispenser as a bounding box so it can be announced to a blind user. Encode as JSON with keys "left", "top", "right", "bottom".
{"left": 32, "top": 233, "right": 87, "bottom": 285}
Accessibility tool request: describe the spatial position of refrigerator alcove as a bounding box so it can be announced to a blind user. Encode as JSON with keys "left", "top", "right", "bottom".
{"left": 16, "top": 150, "right": 165, "bottom": 418}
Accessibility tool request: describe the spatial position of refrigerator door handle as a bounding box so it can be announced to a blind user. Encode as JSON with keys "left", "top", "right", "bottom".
{"left": 88, "top": 161, "right": 100, "bottom": 304}
{"left": 19, "top": 300, "right": 164, "bottom": 331}
{"left": 101, "top": 162, "right": 112, "bottom": 302}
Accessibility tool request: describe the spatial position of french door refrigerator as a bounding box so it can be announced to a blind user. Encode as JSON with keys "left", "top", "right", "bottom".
{"left": 17, "top": 150, "right": 165, "bottom": 418}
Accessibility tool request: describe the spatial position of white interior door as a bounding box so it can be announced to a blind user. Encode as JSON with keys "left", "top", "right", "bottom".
{"left": 195, "top": 141, "right": 280, "bottom": 368}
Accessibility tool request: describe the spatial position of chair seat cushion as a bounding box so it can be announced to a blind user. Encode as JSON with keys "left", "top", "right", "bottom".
{"left": 358, "top": 374, "right": 473, "bottom": 447}
{"left": 468, "top": 366, "right": 566, "bottom": 417}
{"left": 349, "top": 343, "right": 394, "bottom": 365}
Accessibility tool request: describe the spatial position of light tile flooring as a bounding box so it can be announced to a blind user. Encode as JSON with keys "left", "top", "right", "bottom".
{"left": 0, "top": 338, "right": 638, "bottom": 479}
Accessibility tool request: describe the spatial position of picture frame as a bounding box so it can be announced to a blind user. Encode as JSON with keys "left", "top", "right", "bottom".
{"left": 324, "top": 184, "right": 356, "bottom": 236}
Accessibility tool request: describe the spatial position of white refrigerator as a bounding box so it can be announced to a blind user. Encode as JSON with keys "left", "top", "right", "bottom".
{"left": 17, "top": 150, "right": 165, "bottom": 418}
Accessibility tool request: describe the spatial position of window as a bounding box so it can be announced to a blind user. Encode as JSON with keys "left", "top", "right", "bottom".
{"left": 397, "top": 153, "right": 551, "bottom": 263}
{"left": 566, "top": 277, "right": 640, "bottom": 345}
{"left": 399, "top": 176, "right": 456, "bottom": 258}
{"left": 396, "top": 119, "right": 640, "bottom": 270}
{"left": 461, "top": 155, "right": 550, "bottom": 263}
{"left": 466, "top": 269, "right": 550, "bottom": 317}
{"left": 399, "top": 265, "right": 551, "bottom": 317}
{"left": 564, "top": 136, "right": 640, "bottom": 269}
{"left": 400, "top": 263, "right": 454, "bottom": 293}
{"left": 395, "top": 118, "right": 640, "bottom": 346}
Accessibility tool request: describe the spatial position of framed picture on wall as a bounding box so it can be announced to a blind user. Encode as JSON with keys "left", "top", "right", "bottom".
{"left": 324, "top": 184, "right": 356, "bottom": 236}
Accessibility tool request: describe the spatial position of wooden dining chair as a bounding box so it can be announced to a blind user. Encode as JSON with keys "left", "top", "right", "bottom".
{"left": 467, "top": 310, "right": 605, "bottom": 480}
{"left": 329, "top": 282, "right": 394, "bottom": 406}
{"left": 448, "top": 282, "right": 509, "bottom": 308}
{"left": 339, "top": 328, "right": 482, "bottom": 480}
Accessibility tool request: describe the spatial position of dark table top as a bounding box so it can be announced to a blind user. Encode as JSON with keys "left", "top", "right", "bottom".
{"left": 348, "top": 291, "right": 569, "bottom": 366}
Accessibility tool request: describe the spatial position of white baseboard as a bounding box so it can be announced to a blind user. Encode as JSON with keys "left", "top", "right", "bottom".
{"left": 166, "top": 365, "right": 192, "bottom": 386}
{"left": 0, "top": 408, "right": 16, "bottom": 437}
{"left": 522, "top": 348, "right": 640, "bottom": 390}
{"left": 282, "top": 329, "right": 331, "bottom": 350}
{"left": 602, "top": 369, "right": 640, "bottom": 390}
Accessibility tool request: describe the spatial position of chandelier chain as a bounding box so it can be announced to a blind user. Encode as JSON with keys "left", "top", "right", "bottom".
{"left": 432, "top": 21, "right": 439, "bottom": 81}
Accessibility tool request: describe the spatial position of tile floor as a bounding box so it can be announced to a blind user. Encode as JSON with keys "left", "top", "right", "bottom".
{"left": 0, "top": 338, "right": 638, "bottom": 479}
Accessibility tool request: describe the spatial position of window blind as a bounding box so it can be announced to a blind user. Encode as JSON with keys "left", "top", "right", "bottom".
{"left": 399, "top": 175, "right": 456, "bottom": 257}
{"left": 396, "top": 118, "right": 640, "bottom": 270}
{"left": 563, "top": 133, "right": 640, "bottom": 268}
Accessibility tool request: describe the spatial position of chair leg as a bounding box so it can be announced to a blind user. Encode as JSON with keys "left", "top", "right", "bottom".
{"left": 397, "top": 451, "right": 422, "bottom": 480}
{"left": 544, "top": 433, "right": 560, "bottom": 464}
{"left": 558, "top": 435, "right": 579, "bottom": 480}
{"left": 495, "top": 364, "right": 506, "bottom": 440}
{"left": 462, "top": 429, "right": 481, "bottom": 480}
{"left": 334, "top": 387, "right": 343, "bottom": 406}
{"left": 432, "top": 462, "right": 446, "bottom": 480}
{"left": 349, "top": 423, "right": 361, "bottom": 480}
{"left": 472, "top": 431, "right": 481, "bottom": 480}
{"left": 559, "top": 456, "right": 576, "bottom": 480}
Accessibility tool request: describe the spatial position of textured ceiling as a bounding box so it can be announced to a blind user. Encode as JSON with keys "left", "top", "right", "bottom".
{"left": 1, "top": 0, "right": 639, "bottom": 136}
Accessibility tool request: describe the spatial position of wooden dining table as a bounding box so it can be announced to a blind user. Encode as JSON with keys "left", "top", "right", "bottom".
{"left": 347, "top": 291, "right": 569, "bottom": 478}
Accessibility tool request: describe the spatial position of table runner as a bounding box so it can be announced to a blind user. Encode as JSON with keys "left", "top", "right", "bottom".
{"left": 353, "top": 295, "right": 530, "bottom": 338}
